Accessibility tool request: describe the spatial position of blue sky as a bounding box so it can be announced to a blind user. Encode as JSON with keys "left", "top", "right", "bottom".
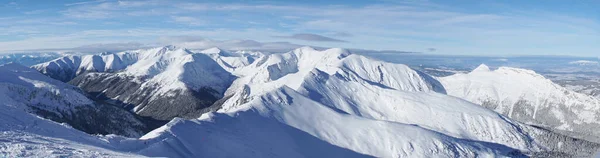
{"left": 0, "top": 0, "right": 598, "bottom": 56}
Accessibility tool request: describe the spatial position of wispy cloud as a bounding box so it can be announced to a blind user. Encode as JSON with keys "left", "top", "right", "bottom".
{"left": 0, "top": 0, "right": 597, "bottom": 56}
{"left": 68, "top": 42, "right": 148, "bottom": 52}
{"left": 330, "top": 32, "right": 353, "bottom": 37}
{"left": 174, "top": 39, "right": 304, "bottom": 52}
{"left": 274, "top": 33, "right": 348, "bottom": 43}
{"left": 65, "top": 0, "right": 108, "bottom": 6}
{"left": 61, "top": 0, "right": 166, "bottom": 19}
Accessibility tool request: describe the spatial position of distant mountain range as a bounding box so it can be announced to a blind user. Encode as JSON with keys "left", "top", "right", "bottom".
{"left": 1, "top": 46, "right": 599, "bottom": 157}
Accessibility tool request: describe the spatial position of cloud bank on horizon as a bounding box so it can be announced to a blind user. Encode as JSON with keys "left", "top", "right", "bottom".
{"left": 0, "top": 0, "right": 598, "bottom": 56}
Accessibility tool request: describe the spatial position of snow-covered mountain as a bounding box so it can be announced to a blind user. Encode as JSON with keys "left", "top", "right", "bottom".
{"left": 0, "top": 53, "right": 63, "bottom": 66}
{"left": 10, "top": 46, "right": 600, "bottom": 157}
{"left": 199, "top": 47, "right": 265, "bottom": 73}
{"left": 569, "top": 60, "right": 599, "bottom": 66}
{"left": 135, "top": 47, "right": 599, "bottom": 157}
{"left": 221, "top": 47, "right": 444, "bottom": 99}
{"left": 440, "top": 64, "right": 600, "bottom": 143}
{"left": 34, "top": 46, "right": 234, "bottom": 120}
{"left": 32, "top": 46, "right": 183, "bottom": 82}
{"left": 0, "top": 63, "right": 147, "bottom": 137}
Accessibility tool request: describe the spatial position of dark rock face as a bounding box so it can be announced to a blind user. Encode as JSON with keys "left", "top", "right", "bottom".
{"left": 69, "top": 72, "right": 224, "bottom": 120}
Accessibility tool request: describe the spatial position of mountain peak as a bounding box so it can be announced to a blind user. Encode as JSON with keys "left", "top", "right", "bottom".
{"left": 295, "top": 46, "right": 318, "bottom": 52}
{"left": 162, "top": 45, "right": 178, "bottom": 50}
{"left": 472, "top": 64, "right": 490, "bottom": 72}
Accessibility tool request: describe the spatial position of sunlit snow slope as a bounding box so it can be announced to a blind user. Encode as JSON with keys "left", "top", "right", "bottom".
{"left": 440, "top": 64, "right": 600, "bottom": 142}
{"left": 0, "top": 63, "right": 146, "bottom": 137}
{"left": 138, "top": 47, "right": 599, "bottom": 157}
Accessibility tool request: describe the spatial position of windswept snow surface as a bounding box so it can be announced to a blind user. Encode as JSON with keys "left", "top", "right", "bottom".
{"left": 440, "top": 64, "right": 600, "bottom": 142}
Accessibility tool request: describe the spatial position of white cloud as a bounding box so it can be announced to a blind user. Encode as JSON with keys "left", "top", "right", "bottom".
{"left": 64, "top": 0, "right": 108, "bottom": 6}
{"left": 274, "top": 33, "right": 348, "bottom": 42}
{"left": 1, "top": 1, "right": 597, "bottom": 56}
{"left": 174, "top": 39, "right": 303, "bottom": 52}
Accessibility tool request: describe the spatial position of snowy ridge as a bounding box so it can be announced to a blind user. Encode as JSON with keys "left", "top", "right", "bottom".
{"left": 223, "top": 47, "right": 444, "bottom": 100}
{"left": 31, "top": 46, "right": 179, "bottom": 82}
{"left": 0, "top": 52, "right": 64, "bottom": 66}
{"left": 34, "top": 46, "right": 234, "bottom": 120}
{"left": 35, "top": 46, "right": 234, "bottom": 97}
{"left": 440, "top": 64, "right": 600, "bottom": 142}
{"left": 294, "top": 69, "right": 533, "bottom": 150}
{"left": 138, "top": 86, "right": 524, "bottom": 157}
{"left": 122, "top": 48, "right": 232, "bottom": 98}
{"left": 205, "top": 48, "right": 600, "bottom": 156}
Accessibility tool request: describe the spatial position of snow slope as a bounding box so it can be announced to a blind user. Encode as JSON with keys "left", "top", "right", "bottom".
{"left": 209, "top": 48, "right": 600, "bottom": 156}
{"left": 222, "top": 47, "right": 445, "bottom": 98}
{"left": 440, "top": 64, "right": 600, "bottom": 142}
{"left": 0, "top": 108, "right": 143, "bottom": 158}
{"left": 0, "top": 63, "right": 147, "bottom": 137}
{"left": 0, "top": 63, "right": 147, "bottom": 157}
{"left": 138, "top": 86, "right": 524, "bottom": 157}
